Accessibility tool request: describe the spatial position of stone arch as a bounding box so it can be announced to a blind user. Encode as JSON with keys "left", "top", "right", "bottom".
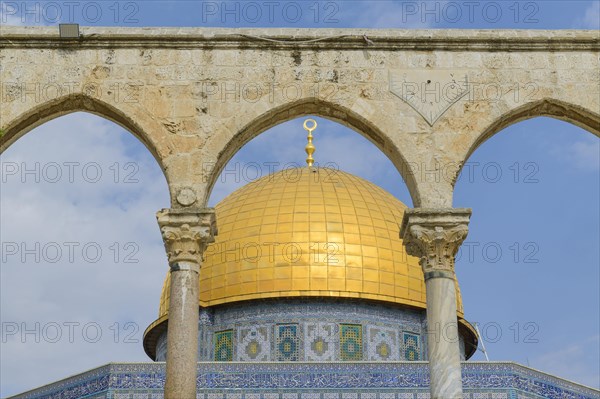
{"left": 0, "top": 93, "right": 171, "bottom": 197}
{"left": 459, "top": 98, "right": 600, "bottom": 173}
{"left": 203, "top": 97, "right": 420, "bottom": 206}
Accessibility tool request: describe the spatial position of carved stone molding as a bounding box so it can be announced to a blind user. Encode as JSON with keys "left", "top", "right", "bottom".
{"left": 400, "top": 208, "right": 471, "bottom": 279}
{"left": 389, "top": 70, "right": 470, "bottom": 126}
{"left": 156, "top": 208, "right": 217, "bottom": 267}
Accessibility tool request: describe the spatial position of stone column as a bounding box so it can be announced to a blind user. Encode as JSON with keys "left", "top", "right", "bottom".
{"left": 400, "top": 208, "right": 471, "bottom": 399}
{"left": 157, "top": 208, "right": 216, "bottom": 399}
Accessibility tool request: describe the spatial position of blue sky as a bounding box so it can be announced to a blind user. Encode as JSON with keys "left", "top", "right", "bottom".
{"left": 1, "top": 0, "right": 599, "bottom": 396}
{"left": 2, "top": 0, "right": 599, "bottom": 28}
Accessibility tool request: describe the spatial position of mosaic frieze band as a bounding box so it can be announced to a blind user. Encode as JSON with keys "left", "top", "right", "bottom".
{"left": 155, "top": 300, "right": 439, "bottom": 363}
{"left": 10, "top": 363, "right": 599, "bottom": 399}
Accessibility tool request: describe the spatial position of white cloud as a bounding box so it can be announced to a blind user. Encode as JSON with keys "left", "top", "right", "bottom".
{"left": 569, "top": 138, "right": 600, "bottom": 170}
{"left": 532, "top": 334, "right": 600, "bottom": 389}
{"left": 0, "top": 113, "right": 170, "bottom": 397}
{"left": 549, "top": 134, "right": 600, "bottom": 172}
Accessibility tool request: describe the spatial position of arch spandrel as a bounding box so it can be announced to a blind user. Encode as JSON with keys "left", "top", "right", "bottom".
{"left": 441, "top": 96, "right": 600, "bottom": 203}
{"left": 398, "top": 55, "right": 600, "bottom": 206}
{"left": 0, "top": 93, "right": 190, "bottom": 204}
{"left": 200, "top": 96, "right": 425, "bottom": 208}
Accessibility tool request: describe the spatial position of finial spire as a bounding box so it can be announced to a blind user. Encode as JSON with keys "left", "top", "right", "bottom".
{"left": 304, "top": 118, "right": 317, "bottom": 167}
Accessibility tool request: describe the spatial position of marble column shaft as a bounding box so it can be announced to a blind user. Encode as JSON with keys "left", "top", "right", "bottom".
{"left": 157, "top": 208, "right": 217, "bottom": 399}
{"left": 400, "top": 208, "right": 471, "bottom": 399}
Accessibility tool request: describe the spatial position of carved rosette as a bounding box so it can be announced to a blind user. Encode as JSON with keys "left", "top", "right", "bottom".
{"left": 400, "top": 208, "right": 471, "bottom": 279}
{"left": 156, "top": 208, "right": 217, "bottom": 268}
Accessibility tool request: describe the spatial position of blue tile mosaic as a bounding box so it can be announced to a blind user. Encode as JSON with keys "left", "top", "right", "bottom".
{"left": 276, "top": 324, "right": 300, "bottom": 361}
{"left": 340, "top": 324, "right": 363, "bottom": 361}
{"left": 403, "top": 332, "right": 420, "bottom": 361}
{"left": 214, "top": 330, "right": 234, "bottom": 362}
{"left": 10, "top": 362, "right": 599, "bottom": 399}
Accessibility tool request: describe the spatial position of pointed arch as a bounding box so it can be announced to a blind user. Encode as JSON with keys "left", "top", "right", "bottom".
{"left": 0, "top": 93, "right": 169, "bottom": 189}
{"left": 460, "top": 99, "right": 600, "bottom": 171}
{"left": 204, "top": 97, "right": 421, "bottom": 206}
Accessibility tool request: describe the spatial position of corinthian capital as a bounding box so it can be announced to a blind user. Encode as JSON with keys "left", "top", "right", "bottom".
{"left": 400, "top": 208, "right": 471, "bottom": 279}
{"left": 156, "top": 208, "right": 217, "bottom": 266}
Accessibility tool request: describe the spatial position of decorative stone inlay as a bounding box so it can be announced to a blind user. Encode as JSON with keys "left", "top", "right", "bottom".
{"left": 176, "top": 187, "right": 197, "bottom": 207}
{"left": 389, "top": 70, "right": 470, "bottom": 126}
{"left": 156, "top": 208, "right": 217, "bottom": 266}
{"left": 400, "top": 209, "right": 471, "bottom": 278}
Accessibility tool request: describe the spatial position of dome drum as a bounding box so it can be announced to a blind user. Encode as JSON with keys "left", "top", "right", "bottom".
{"left": 149, "top": 298, "right": 473, "bottom": 362}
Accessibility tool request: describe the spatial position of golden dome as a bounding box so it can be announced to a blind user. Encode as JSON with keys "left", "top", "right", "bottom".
{"left": 156, "top": 167, "right": 465, "bottom": 318}
{"left": 144, "top": 167, "right": 477, "bottom": 360}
